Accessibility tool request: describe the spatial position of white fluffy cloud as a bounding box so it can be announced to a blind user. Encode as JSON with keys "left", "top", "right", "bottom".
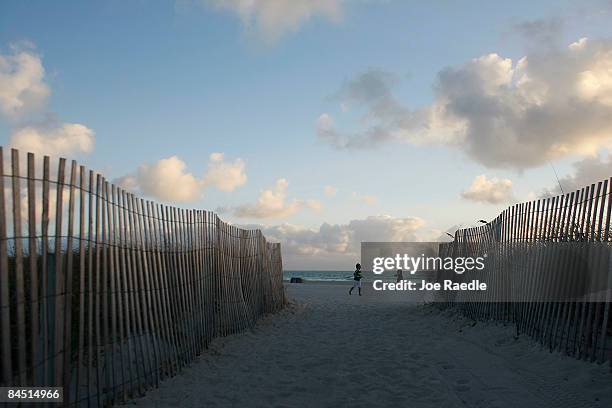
{"left": 318, "top": 37, "right": 612, "bottom": 169}
{"left": 115, "top": 153, "right": 247, "bottom": 203}
{"left": 324, "top": 185, "right": 337, "bottom": 197}
{"left": 351, "top": 192, "right": 378, "bottom": 206}
{"left": 220, "top": 178, "right": 322, "bottom": 219}
{"left": 249, "top": 215, "right": 431, "bottom": 269}
{"left": 116, "top": 156, "right": 202, "bottom": 203}
{"left": 10, "top": 123, "right": 95, "bottom": 157}
{"left": 461, "top": 175, "right": 514, "bottom": 204}
{"left": 233, "top": 178, "right": 301, "bottom": 219}
{"left": 202, "top": 152, "right": 247, "bottom": 192}
{"left": 0, "top": 45, "right": 50, "bottom": 119}
{"left": 306, "top": 199, "right": 323, "bottom": 211}
{"left": 1, "top": 42, "right": 95, "bottom": 158}
{"left": 263, "top": 215, "right": 428, "bottom": 256}
{"left": 208, "top": 0, "right": 342, "bottom": 44}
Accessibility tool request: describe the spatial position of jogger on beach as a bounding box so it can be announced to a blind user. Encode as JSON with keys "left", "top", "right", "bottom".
{"left": 349, "top": 263, "right": 362, "bottom": 296}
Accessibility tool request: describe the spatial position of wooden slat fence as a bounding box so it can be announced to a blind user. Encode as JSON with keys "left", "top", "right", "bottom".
{"left": 434, "top": 177, "right": 612, "bottom": 368}
{"left": 0, "top": 147, "right": 286, "bottom": 405}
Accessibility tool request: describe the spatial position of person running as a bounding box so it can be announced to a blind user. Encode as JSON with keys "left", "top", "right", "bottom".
{"left": 396, "top": 269, "right": 403, "bottom": 283}
{"left": 349, "top": 263, "right": 363, "bottom": 296}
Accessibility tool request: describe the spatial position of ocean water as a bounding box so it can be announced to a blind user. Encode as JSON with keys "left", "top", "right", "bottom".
{"left": 283, "top": 270, "right": 399, "bottom": 282}
{"left": 284, "top": 271, "right": 352, "bottom": 282}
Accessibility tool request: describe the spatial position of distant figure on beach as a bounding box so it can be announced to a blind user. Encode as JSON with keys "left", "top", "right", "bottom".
{"left": 396, "top": 269, "right": 403, "bottom": 283}
{"left": 349, "top": 263, "right": 363, "bottom": 296}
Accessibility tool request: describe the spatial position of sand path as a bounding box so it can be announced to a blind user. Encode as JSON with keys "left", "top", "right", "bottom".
{"left": 127, "top": 283, "right": 612, "bottom": 408}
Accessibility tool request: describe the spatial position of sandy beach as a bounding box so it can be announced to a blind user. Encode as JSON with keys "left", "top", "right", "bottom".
{"left": 126, "top": 282, "right": 612, "bottom": 408}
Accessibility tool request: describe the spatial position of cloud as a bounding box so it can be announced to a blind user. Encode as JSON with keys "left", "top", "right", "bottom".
{"left": 262, "top": 215, "right": 427, "bottom": 255}
{"left": 114, "top": 173, "right": 139, "bottom": 191}
{"left": 0, "top": 44, "right": 50, "bottom": 120}
{"left": 333, "top": 68, "right": 400, "bottom": 113}
{"left": 461, "top": 175, "right": 514, "bottom": 204}
{"left": 10, "top": 123, "right": 95, "bottom": 157}
{"left": 1, "top": 41, "right": 95, "bottom": 159}
{"left": 318, "top": 37, "right": 612, "bottom": 169}
{"left": 351, "top": 192, "right": 378, "bottom": 206}
{"left": 233, "top": 178, "right": 301, "bottom": 219}
{"left": 347, "top": 215, "right": 427, "bottom": 243}
{"left": 207, "top": 0, "right": 342, "bottom": 44}
{"left": 540, "top": 153, "right": 612, "bottom": 197}
{"left": 306, "top": 199, "right": 323, "bottom": 211}
{"left": 220, "top": 178, "right": 321, "bottom": 219}
{"left": 247, "top": 214, "right": 432, "bottom": 268}
{"left": 316, "top": 113, "right": 340, "bottom": 146}
{"left": 256, "top": 222, "right": 351, "bottom": 256}
{"left": 202, "top": 152, "right": 247, "bottom": 192}
{"left": 512, "top": 17, "right": 564, "bottom": 46}
{"left": 116, "top": 156, "right": 202, "bottom": 203}
{"left": 316, "top": 69, "right": 402, "bottom": 149}
{"left": 115, "top": 152, "right": 248, "bottom": 203}
{"left": 324, "top": 185, "right": 337, "bottom": 197}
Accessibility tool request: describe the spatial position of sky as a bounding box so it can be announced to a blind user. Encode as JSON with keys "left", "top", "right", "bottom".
{"left": 1, "top": 0, "right": 612, "bottom": 269}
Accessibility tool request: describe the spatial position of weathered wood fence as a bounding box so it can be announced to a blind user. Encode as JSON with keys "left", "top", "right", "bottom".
{"left": 0, "top": 147, "right": 286, "bottom": 405}
{"left": 434, "top": 177, "right": 612, "bottom": 367}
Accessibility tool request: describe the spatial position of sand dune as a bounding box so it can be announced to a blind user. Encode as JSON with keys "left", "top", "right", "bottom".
{"left": 126, "top": 283, "right": 612, "bottom": 407}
